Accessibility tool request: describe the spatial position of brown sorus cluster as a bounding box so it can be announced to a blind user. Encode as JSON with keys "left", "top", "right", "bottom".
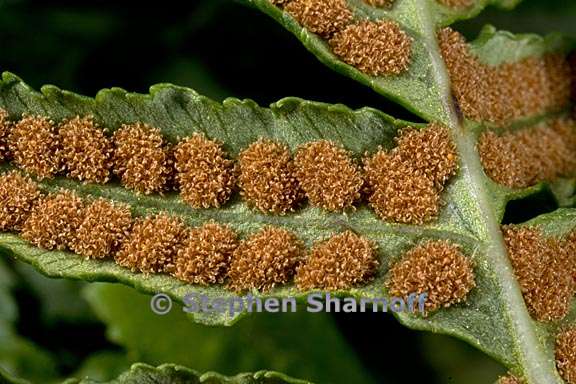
{"left": 115, "top": 213, "right": 188, "bottom": 274}
{"left": 21, "top": 190, "right": 84, "bottom": 251}
{"left": 0, "top": 109, "right": 460, "bottom": 224}
{"left": 502, "top": 225, "right": 575, "bottom": 322}
{"left": 365, "top": 156, "right": 440, "bottom": 224}
{"left": 556, "top": 327, "right": 576, "bottom": 384}
{"left": 364, "top": 123, "right": 458, "bottom": 224}
{"left": 478, "top": 118, "right": 576, "bottom": 189}
{"left": 59, "top": 116, "right": 113, "bottom": 184}
{"left": 285, "top": 0, "right": 353, "bottom": 39}
{"left": 294, "top": 140, "right": 363, "bottom": 211}
{"left": 437, "top": 0, "right": 474, "bottom": 8}
{"left": 386, "top": 240, "right": 475, "bottom": 313}
{"left": 0, "top": 109, "right": 11, "bottom": 161}
{"left": 8, "top": 115, "right": 61, "bottom": 180}
{"left": 497, "top": 376, "right": 523, "bottom": 384}
{"left": 330, "top": 20, "right": 412, "bottom": 76}
{"left": 0, "top": 169, "right": 482, "bottom": 298}
{"left": 174, "top": 222, "right": 239, "bottom": 285}
{"left": 566, "top": 231, "right": 576, "bottom": 280}
{"left": 394, "top": 123, "right": 459, "bottom": 187}
{"left": 112, "top": 123, "right": 172, "bottom": 195}
{"left": 228, "top": 226, "right": 304, "bottom": 292}
{"left": 365, "top": 150, "right": 440, "bottom": 224}
{"left": 438, "top": 28, "right": 572, "bottom": 126}
{"left": 238, "top": 139, "right": 303, "bottom": 214}
{"left": 0, "top": 171, "right": 42, "bottom": 231}
{"left": 296, "top": 231, "right": 379, "bottom": 290}
{"left": 174, "top": 133, "right": 236, "bottom": 209}
{"left": 70, "top": 199, "right": 133, "bottom": 259}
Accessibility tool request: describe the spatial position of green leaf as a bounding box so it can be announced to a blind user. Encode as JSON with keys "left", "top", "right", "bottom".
{"left": 0, "top": 64, "right": 574, "bottom": 383}
{"left": 457, "top": 0, "right": 576, "bottom": 38}
{"left": 72, "top": 364, "right": 313, "bottom": 384}
{"left": 0, "top": 363, "right": 313, "bottom": 384}
{"left": 1, "top": 0, "right": 575, "bottom": 379}
{"left": 81, "top": 283, "right": 374, "bottom": 384}
{"left": 240, "top": 0, "right": 539, "bottom": 122}
{"left": 432, "top": 0, "right": 524, "bottom": 25}
{"left": 238, "top": 2, "right": 576, "bottom": 382}
{"left": 243, "top": 0, "right": 445, "bottom": 122}
{"left": 510, "top": 208, "right": 576, "bottom": 374}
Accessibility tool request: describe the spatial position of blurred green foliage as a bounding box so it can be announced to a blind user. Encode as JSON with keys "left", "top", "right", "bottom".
{"left": 0, "top": 260, "right": 58, "bottom": 382}
{"left": 82, "top": 283, "right": 376, "bottom": 384}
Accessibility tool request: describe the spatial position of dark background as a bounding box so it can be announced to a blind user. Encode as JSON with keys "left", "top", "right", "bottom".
{"left": 0, "top": 0, "right": 574, "bottom": 383}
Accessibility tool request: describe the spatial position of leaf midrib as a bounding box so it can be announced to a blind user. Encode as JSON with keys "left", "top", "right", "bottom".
{"left": 417, "top": 1, "right": 562, "bottom": 382}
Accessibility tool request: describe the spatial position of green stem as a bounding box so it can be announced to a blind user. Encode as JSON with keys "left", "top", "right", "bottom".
{"left": 417, "top": 1, "right": 563, "bottom": 382}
